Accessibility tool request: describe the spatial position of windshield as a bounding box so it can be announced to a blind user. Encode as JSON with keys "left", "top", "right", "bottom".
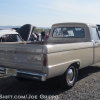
{"left": 28, "top": 27, "right": 50, "bottom": 41}
{"left": 0, "top": 34, "right": 22, "bottom": 42}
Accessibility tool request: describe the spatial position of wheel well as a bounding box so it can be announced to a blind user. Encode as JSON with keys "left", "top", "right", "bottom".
{"left": 63, "top": 61, "right": 80, "bottom": 75}
{"left": 72, "top": 62, "right": 80, "bottom": 69}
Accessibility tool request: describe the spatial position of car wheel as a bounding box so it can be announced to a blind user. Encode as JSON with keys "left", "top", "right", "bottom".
{"left": 59, "top": 64, "right": 78, "bottom": 89}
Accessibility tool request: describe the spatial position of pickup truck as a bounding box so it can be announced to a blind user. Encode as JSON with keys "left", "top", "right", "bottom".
{"left": 0, "top": 22, "right": 100, "bottom": 89}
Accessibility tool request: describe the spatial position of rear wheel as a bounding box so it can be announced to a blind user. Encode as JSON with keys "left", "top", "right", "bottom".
{"left": 59, "top": 64, "right": 78, "bottom": 89}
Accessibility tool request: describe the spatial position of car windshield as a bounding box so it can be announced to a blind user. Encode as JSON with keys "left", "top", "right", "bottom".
{"left": 0, "top": 34, "right": 22, "bottom": 42}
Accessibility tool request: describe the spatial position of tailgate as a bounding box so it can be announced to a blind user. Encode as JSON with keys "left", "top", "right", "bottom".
{"left": 0, "top": 43, "right": 43, "bottom": 72}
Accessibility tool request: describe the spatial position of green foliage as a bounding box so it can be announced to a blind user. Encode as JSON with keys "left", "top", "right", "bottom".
{"left": 34, "top": 28, "right": 50, "bottom": 33}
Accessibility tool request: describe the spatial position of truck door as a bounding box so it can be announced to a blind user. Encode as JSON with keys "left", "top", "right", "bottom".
{"left": 91, "top": 27, "right": 100, "bottom": 63}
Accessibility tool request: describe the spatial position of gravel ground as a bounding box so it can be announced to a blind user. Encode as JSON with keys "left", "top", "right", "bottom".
{"left": 0, "top": 65, "right": 100, "bottom": 100}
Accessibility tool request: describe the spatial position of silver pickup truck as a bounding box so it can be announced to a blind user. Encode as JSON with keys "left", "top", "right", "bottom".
{"left": 0, "top": 22, "right": 100, "bottom": 89}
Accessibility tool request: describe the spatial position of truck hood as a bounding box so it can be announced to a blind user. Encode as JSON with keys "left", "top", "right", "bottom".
{"left": 17, "top": 24, "right": 35, "bottom": 41}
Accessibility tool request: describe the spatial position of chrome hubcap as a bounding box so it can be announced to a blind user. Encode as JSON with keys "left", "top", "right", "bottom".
{"left": 67, "top": 67, "right": 75, "bottom": 84}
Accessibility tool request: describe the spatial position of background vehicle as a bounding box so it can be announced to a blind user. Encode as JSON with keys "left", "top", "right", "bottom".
{"left": 0, "top": 29, "right": 22, "bottom": 42}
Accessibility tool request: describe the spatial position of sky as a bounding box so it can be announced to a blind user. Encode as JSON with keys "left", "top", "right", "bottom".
{"left": 0, "top": 0, "right": 100, "bottom": 27}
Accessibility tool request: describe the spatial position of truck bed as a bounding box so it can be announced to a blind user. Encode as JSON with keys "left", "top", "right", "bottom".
{"left": 0, "top": 42, "right": 44, "bottom": 72}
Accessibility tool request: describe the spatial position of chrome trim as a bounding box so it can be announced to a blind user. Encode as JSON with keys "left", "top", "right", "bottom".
{"left": 0, "top": 67, "right": 5, "bottom": 71}
{"left": 17, "top": 70, "right": 47, "bottom": 81}
{"left": 0, "top": 67, "right": 5, "bottom": 74}
{"left": 0, "top": 67, "right": 47, "bottom": 81}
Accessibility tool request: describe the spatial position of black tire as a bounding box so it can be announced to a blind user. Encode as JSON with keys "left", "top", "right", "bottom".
{"left": 59, "top": 64, "right": 78, "bottom": 89}
{"left": 15, "top": 76, "right": 27, "bottom": 81}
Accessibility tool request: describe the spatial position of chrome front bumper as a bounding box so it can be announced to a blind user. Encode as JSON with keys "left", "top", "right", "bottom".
{"left": 0, "top": 67, "right": 47, "bottom": 81}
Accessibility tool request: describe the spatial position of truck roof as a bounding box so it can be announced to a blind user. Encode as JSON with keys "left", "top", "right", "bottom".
{"left": 52, "top": 22, "right": 96, "bottom": 27}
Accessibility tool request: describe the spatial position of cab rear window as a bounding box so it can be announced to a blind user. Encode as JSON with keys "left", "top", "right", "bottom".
{"left": 53, "top": 27, "right": 85, "bottom": 38}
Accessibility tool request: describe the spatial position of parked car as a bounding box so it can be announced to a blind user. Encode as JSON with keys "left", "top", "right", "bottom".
{"left": 0, "top": 22, "right": 100, "bottom": 89}
{"left": 0, "top": 29, "right": 22, "bottom": 42}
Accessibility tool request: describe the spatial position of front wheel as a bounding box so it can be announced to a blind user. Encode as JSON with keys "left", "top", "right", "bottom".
{"left": 59, "top": 64, "right": 78, "bottom": 89}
